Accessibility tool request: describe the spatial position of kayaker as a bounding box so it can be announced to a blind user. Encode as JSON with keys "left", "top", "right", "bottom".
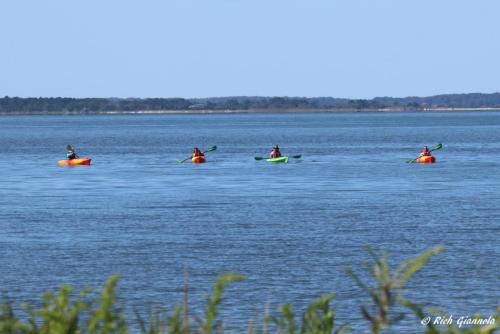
{"left": 66, "top": 145, "right": 78, "bottom": 160}
{"left": 192, "top": 147, "right": 205, "bottom": 158}
{"left": 270, "top": 145, "right": 282, "bottom": 158}
{"left": 419, "top": 146, "right": 431, "bottom": 157}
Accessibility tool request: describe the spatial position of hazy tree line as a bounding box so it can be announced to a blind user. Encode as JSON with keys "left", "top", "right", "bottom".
{"left": 1, "top": 93, "right": 499, "bottom": 113}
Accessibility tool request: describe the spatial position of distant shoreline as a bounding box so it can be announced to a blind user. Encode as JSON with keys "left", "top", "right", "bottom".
{"left": 2, "top": 93, "right": 500, "bottom": 115}
{"left": 1, "top": 107, "right": 500, "bottom": 116}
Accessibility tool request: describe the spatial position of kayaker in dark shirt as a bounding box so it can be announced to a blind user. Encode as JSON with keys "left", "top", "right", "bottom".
{"left": 270, "top": 145, "right": 282, "bottom": 158}
{"left": 192, "top": 147, "right": 205, "bottom": 158}
{"left": 66, "top": 145, "right": 78, "bottom": 160}
{"left": 419, "top": 146, "right": 431, "bottom": 157}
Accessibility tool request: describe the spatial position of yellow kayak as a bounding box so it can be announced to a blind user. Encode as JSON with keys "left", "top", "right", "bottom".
{"left": 58, "top": 158, "right": 92, "bottom": 166}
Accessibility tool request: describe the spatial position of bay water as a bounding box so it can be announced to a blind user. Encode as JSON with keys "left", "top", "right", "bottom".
{"left": 1, "top": 112, "right": 499, "bottom": 331}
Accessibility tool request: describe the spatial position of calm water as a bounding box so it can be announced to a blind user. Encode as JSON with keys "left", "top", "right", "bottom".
{"left": 1, "top": 112, "right": 499, "bottom": 331}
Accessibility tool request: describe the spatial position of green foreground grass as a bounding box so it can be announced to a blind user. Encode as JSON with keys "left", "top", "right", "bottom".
{"left": 1, "top": 246, "right": 498, "bottom": 334}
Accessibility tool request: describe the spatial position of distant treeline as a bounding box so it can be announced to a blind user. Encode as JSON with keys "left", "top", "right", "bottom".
{"left": 1, "top": 93, "right": 500, "bottom": 113}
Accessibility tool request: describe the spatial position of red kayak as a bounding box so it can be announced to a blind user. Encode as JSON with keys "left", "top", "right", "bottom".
{"left": 416, "top": 155, "right": 436, "bottom": 163}
{"left": 192, "top": 156, "right": 206, "bottom": 164}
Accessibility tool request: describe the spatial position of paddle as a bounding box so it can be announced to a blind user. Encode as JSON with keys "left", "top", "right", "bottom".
{"left": 407, "top": 143, "right": 442, "bottom": 164}
{"left": 177, "top": 146, "right": 217, "bottom": 163}
{"left": 254, "top": 155, "right": 302, "bottom": 161}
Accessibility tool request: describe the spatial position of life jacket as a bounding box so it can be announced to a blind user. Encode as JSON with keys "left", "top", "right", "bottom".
{"left": 67, "top": 151, "right": 77, "bottom": 160}
{"left": 420, "top": 148, "right": 430, "bottom": 156}
{"left": 270, "top": 149, "right": 281, "bottom": 158}
{"left": 192, "top": 149, "right": 204, "bottom": 157}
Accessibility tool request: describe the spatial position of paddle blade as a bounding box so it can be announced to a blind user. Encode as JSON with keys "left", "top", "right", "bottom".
{"left": 206, "top": 146, "right": 217, "bottom": 152}
{"left": 407, "top": 159, "right": 416, "bottom": 164}
{"left": 292, "top": 155, "right": 302, "bottom": 159}
{"left": 433, "top": 143, "right": 443, "bottom": 151}
{"left": 254, "top": 157, "right": 264, "bottom": 160}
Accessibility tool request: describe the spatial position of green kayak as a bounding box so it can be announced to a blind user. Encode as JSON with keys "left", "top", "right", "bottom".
{"left": 266, "top": 156, "right": 289, "bottom": 163}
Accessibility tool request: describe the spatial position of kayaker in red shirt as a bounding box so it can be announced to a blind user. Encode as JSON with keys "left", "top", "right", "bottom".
{"left": 419, "top": 146, "right": 431, "bottom": 157}
{"left": 270, "top": 145, "right": 282, "bottom": 158}
{"left": 192, "top": 147, "right": 205, "bottom": 158}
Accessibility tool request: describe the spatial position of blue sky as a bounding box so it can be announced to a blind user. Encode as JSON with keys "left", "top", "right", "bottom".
{"left": 1, "top": 0, "right": 499, "bottom": 98}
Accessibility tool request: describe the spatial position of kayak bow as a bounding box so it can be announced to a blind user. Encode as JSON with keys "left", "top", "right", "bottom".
{"left": 192, "top": 156, "right": 206, "bottom": 164}
{"left": 266, "top": 156, "right": 289, "bottom": 163}
{"left": 415, "top": 156, "right": 436, "bottom": 163}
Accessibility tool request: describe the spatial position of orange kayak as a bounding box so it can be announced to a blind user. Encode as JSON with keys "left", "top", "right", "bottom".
{"left": 58, "top": 158, "right": 92, "bottom": 166}
{"left": 416, "top": 155, "right": 435, "bottom": 163}
{"left": 191, "top": 156, "right": 206, "bottom": 164}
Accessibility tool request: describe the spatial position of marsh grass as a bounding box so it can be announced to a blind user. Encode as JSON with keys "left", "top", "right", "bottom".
{"left": 1, "top": 246, "right": 498, "bottom": 334}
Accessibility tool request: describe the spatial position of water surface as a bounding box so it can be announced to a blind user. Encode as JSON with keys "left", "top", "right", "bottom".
{"left": 0, "top": 112, "right": 499, "bottom": 331}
